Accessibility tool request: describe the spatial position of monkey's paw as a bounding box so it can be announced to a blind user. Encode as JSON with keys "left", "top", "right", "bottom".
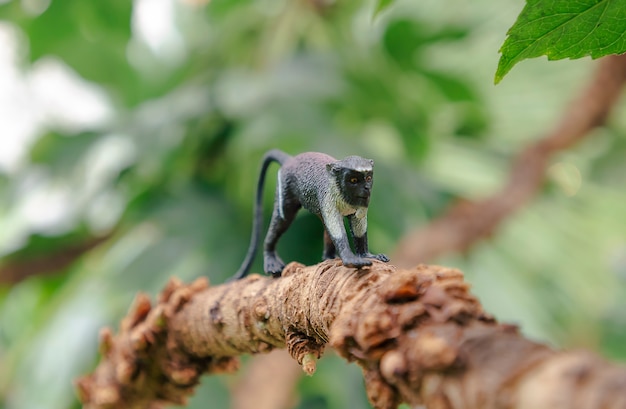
{"left": 264, "top": 252, "right": 285, "bottom": 278}
{"left": 372, "top": 253, "right": 390, "bottom": 262}
{"left": 341, "top": 256, "right": 373, "bottom": 269}
{"left": 359, "top": 253, "right": 390, "bottom": 263}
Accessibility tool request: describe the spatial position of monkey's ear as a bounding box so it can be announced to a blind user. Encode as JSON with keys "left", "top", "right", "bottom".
{"left": 369, "top": 159, "right": 374, "bottom": 166}
{"left": 326, "top": 163, "right": 341, "bottom": 174}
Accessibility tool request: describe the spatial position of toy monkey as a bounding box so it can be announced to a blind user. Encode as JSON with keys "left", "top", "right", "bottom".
{"left": 231, "top": 149, "right": 389, "bottom": 280}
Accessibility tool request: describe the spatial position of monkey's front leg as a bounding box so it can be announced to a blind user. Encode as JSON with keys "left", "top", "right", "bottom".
{"left": 349, "top": 214, "right": 389, "bottom": 263}
{"left": 323, "top": 211, "right": 371, "bottom": 268}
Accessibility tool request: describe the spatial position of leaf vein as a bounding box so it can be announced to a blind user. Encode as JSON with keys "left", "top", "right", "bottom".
{"left": 504, "top": 0, "right": 609, "bottom": 64}
{"left": 556, "top": 0, "right": 611, "bottom": 56}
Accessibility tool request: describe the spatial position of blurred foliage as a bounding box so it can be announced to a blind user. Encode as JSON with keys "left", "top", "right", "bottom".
{"left": 0, "top": 0, "right": 625, "bottom": 408}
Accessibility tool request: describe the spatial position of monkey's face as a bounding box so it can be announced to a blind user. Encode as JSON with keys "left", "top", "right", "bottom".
{"left": 339, "top": 169, "right": 373, "bottom": 207}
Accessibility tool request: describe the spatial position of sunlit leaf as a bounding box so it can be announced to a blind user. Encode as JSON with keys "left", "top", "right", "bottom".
{"left": 27, "top": 1, "right": 133, "bottom": 82}
{"left": 373, "top": 0, "right": 395, "bottom": 18}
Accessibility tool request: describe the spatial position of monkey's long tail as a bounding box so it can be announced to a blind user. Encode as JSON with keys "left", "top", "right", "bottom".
{"left": 231, "top": 149, "right": 291, "bottom": 280}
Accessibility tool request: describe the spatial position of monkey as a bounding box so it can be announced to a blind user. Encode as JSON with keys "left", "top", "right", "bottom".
{"left": 231, "top": 149, "right": 389, "bottom": 280}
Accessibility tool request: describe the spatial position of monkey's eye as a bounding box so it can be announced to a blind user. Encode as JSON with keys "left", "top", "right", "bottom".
{"left": 365, "top": 175, "right": 372, "bottom": 183}
{"left": 350, "top": 177, "right": 358, "bottom": 184}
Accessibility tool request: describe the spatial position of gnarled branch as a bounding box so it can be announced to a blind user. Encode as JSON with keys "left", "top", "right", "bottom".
{"left": 77, "top": 261, "right": 626, "bottom": 409}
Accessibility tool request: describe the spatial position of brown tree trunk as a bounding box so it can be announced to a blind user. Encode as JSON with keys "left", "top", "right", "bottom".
{"left": 77, "top": 261, "right": 626, "bottom": 409}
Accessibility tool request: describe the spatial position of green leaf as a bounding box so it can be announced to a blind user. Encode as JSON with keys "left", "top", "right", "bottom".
{"left": 27, "top": 0, "right": 133, "bottom": 76}
{"left": 383, "top": 20, "right": 424, "bottom": 68}
{"left": 496, "top": 0, "right": 626, "bottom": 83}
{"left": 30, "top": 132, "right": 101, "bottom": 177}
{"left": 373, "top": 0, "right": 395, "bottom": 18}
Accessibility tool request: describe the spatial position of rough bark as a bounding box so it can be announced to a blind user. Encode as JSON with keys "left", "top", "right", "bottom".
{"left": 77, "top": 261, "right": 626, "bottom": 409}
{"left": 393, "top": 54, "right": 626, "bottom": 266}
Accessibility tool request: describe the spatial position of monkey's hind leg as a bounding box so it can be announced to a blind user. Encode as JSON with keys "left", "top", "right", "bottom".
{"left": 263, "top": 200, "right": 299, "bottom": 278}
{"left": 322, "top": 228, "right": 337, "bottom": 260}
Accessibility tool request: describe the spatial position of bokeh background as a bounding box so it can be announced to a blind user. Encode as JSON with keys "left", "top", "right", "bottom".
{"left": 0, "top": 0, "right": 625, "bottom": 408}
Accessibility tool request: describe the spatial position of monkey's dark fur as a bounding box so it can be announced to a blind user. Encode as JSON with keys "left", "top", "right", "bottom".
{"left": 232, "top": 149, "right": 389, "bottom": 280}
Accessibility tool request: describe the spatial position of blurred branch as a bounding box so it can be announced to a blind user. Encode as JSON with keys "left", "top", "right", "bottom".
{"left": 0, "top": 232, "right": 114, "bottom": 285}
{"left": 231, "top": 349, "right": 301, "bottom": 409}
{"left": 77, "top": 261, "right": 626, "bottom": 409}
{"left": 393, "top": 55, "right": 626, "bottom": 266}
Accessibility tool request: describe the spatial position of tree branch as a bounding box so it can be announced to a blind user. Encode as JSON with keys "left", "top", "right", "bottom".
{"left": 0, "top": 232, "right": 113, "bottom": 285}
{"left": 77, "top": 261, "right": 626, "bottom": 409}
{"left": 231, "top": 349, "right": 301, "bottom": 409}
{"left": 393, "top": 54, "right": 626, "bottom": 266}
